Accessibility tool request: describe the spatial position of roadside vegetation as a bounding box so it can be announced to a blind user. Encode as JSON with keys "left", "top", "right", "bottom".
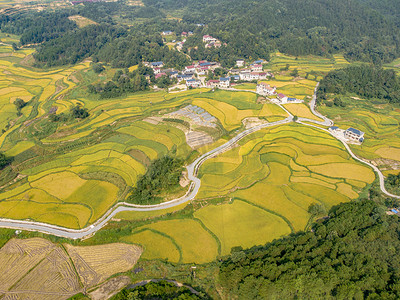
{"left": 111, "top": 280, "right": 205, "bottom": 300}
{"left": 128, "top": 156, "right": 184, "bottom": 205}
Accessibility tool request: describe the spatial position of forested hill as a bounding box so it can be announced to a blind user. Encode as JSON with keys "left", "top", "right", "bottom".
{"left": 1, "top": 0, "right": 400, "bottom": 66}
{"left": 146, "top": 0, "right": 400, "bottom": 64}
{"left": 217, "top": 200, "right": 400, "bottom": 299}
{"left": 317, "top": 65, "right": 400, "bottom": 104}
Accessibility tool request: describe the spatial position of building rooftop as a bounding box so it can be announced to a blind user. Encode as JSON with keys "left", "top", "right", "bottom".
{"left": 346, "top": 127, "right": 364, "bottom": 136}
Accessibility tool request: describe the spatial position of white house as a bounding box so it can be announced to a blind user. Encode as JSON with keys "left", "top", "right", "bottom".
{"left": 250, "top": 72, "right": 260, "bottom": 80}
{"left": 186, "top": 79, "right": 202, "bottom": 88}
{"left": 236, "top": 59, "right": 245, "bottom": 67}
{"left": 256, "top": 82, "right": 276, "bottom": 96}
{"left": 219, "top": 77, "right": 230, "bottom": 88}
{"left": 251, "top": 64, "right": 262, "bottom": 72}
{"left": 207, "top": 80, "right": 220, "bottom": 88}
{"left": 185, "top": 65, "right": 196, "bottom": 73}
{"left": 239, "top": 70, "right": 251, "bottom": 81}
{"left": 203, "top": 35, "right": 217, "bottom": 43}
{"left": 277, "top": 93, "right": 288, "bottom": 103}
{"left": 150, "top": 61, "right": 164, "bottom": 68}
{"left": 345, "top": 127, "right": 365, "bottom": 143}
{"left": 162, "top": 31, "right": 173, "bottom": 36}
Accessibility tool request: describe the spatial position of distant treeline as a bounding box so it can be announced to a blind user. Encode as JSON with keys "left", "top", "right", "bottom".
{"left": 317, "top": 65, "right": 400, "bottom": 103}
{"left": 218, "top": 199, "right": 400, "bottom": 299}
{"left": 32, "top": 24, "right": 190, "bottom": 68}
{"left": 0, "top": 11, "right": 76, "bottom": 45}
{"left": 1, "top": 0, "right": 400, "bottom": 66}
{"left": 147, "top": 0, "right": 400, "bottom": 64}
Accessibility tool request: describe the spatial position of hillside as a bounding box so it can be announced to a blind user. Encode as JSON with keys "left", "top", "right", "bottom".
{"left": 1, "top": 0, "right": 400, "bottom": 66}
{"left": 217, "top": 199, "right": 400, "bottom": 299}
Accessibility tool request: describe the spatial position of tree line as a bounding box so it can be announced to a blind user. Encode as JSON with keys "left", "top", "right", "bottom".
{"left": 2, "top": 0, "right": 400, "bottom": 67}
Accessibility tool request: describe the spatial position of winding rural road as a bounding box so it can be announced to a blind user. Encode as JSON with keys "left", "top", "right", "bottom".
{"left": 0, "top": 85, "right": 397, "bottom": 238}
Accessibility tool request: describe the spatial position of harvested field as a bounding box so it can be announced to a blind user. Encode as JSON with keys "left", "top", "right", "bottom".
{"left": 186, "top": 131, "right": 213, "bottom": 148}
{"left": 89, "top": 275, "right": 131, "bottom": 300}
{"left": 65, "top": 243, "right": 142, "bottom": 288}
{"left": 0, "top": 238, "right": 142, "bottom": 299}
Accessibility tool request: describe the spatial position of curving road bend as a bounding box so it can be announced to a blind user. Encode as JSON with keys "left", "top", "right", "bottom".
{"left": 0, "top": 84, "right": 397, "bottom": 238}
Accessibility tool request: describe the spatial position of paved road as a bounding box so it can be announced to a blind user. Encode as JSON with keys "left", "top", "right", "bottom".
{"left": 0, "top": 83, "right": 397, "bottom": 238}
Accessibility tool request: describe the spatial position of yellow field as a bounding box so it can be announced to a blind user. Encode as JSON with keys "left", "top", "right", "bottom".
{"left": 194, "top": 200, "right": 291, "bottom": 255}
{"left": 131, "top": 219, "right": 219, "bottom": 263}
{"left": 284, "top": 103, "right": 323, "bottom": 121}
{"left": 197, "top": 123, "right": 375, "bottom": 232}
{"left": 122, "top": 230, "right": 181, "bottom": 262}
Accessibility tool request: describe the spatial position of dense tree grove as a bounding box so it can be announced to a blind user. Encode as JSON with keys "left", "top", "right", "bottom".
{"left": 70, "top": 105, "right": 89, "bottom": 119}
{"left": 88, "top": 65, "right": 154, "bottom": 98}
{"left": 386, "top": 173, "right": 400, "bottom": 195}
{"left": 0, "top": 11, "right": 76, "bottom": 45}
{"left": 0, "top": 152, "right": 10, "bottom": 170}
{"left": 32, "top": 23, "right": 190, "bottom": 68}
{"left": 218, "top": 199, "right": 400, "bottom": 299}
{"left": 317, "top": 65, "right": 400, "bottom": 104}
{"left": 127, "top": 156, "right": 183, "bottom": 205}
{"left": 111, "top": 281, "right": 204, "bottom": 300}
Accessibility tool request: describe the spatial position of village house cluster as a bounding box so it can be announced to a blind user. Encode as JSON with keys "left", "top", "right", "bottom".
{"left": 147, "top": 39, "right": 303, "bottom": 104}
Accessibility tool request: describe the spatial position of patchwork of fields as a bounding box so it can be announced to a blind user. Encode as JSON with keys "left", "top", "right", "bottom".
{"left": 118, "top": 124, "right": 375, "bottom": 262}
{"left": 0, "top": 40, "right": 385, "bottom": 264}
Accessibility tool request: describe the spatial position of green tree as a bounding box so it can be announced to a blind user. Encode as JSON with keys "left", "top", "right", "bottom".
{"left": 0, "top": 152, "right": 10, "bottom": 169}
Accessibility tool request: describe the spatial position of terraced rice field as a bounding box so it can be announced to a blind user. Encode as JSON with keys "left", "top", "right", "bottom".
{"left": 197, "top": 123, "right": 374, "bottom": 232}
{"left": 258, "top": 52, "right": 350, "bottom": 100}
{"left": 191, "top": 90, "right": 287, "bottom": 131}
{"left": 120, "top": 123, "right": 375, "bottom": 263}
{"left": 0, "top": 41, "right": 383, "bottom": 264}
{"left": 319, "top": 99, "right": 400, "bottom": 170}
{"left": 269, "top": 52, "right": 350, "bottom": 78}
{"left": 0, "top": 238, "right": 141, "bottom": 299}
{"left": 125, "top": 219, "right": 219, "bottom": 264}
